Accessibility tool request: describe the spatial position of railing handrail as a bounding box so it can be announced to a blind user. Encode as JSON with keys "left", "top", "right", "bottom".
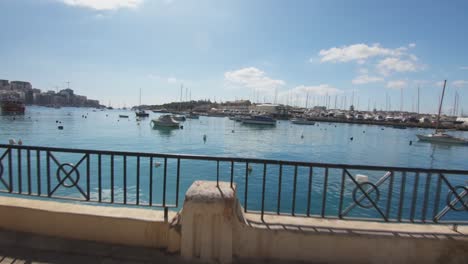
{"left": 2, "top": 144, "right": 468, "bottom": 175}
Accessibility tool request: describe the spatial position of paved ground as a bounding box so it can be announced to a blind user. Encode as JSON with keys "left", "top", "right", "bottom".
{"left": 0, "top": 229, "right": 188, "bottom": 264}
{"left": 0, "top": 229, "right": 310, "bottom": 264}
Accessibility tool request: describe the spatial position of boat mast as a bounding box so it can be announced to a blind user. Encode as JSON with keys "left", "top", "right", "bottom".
{"left": 435, "top": 80, "right": 447, "bottom": 133}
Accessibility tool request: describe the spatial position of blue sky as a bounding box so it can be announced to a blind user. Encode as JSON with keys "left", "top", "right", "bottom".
{"left": 1, "top": 0, "right": 467, "bottom": 113}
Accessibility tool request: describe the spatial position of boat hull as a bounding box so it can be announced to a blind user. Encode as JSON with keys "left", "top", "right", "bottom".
{"left": 242, "top": 120, "right": 276, "bottom": 125}
{"left": 1, "top": 101, "right": 25, "bottom": 114}
{"left": 416, "top": 134, "right": 468, "bottom": 144}
{"left": 291, "top": 119, "right": 315, "bottom": 125}
{"left": 151, "top": 120, "right": 179, "bottom": 128}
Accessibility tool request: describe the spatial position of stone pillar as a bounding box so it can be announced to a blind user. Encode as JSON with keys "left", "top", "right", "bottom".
{"left": 180, "top": 181, "right": 237, "bottom": 263}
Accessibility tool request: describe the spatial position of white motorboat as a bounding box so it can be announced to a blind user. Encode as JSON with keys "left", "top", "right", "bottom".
{"left": 172, "top": 115, "right": 186, "bottom": 122}
{"left": 291, "top": 118, "right": 315, "bottom": 125}
{"left": 416, "top": 133, "right": 468, "bottom": 144}
{"left": 242, "top": 115, "right": 276, "bottom": 125}
{"left": 151, "top": 115, "right": 180, "bottom": 128}
{"left": 417, "top": 80, "right": 468, "bottom": 145}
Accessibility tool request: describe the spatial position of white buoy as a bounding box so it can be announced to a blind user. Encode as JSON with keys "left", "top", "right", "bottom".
{"left": 8, "top": 139, "right": 16, "bottom": 145}
{"left": 18, "top": 139, "right": 23, "bottom": 145}
{"left": 355, "top": 174, "right": 369, "bottom": 183}
{"left": 154, "top": 162, "right": 161, "bottom": 168}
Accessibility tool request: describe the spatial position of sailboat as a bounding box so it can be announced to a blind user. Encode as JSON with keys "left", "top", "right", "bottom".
{"left": 416, "top": 80, "right": 468, "bottom": 145}
{"left": 135, "top": 88, "right": 149, "bottom": 117}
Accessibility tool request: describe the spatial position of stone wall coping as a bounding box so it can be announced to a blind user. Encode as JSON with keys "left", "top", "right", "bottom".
{"left": 0, "top": 196, "right": 174, "bottom": 222}
{"left": 243, "top": 213, "right": 468, "bottom": 238}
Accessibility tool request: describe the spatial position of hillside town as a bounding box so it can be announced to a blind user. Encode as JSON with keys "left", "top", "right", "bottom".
{"left": 0, "top": 79, "right": 100, "bottom": 107}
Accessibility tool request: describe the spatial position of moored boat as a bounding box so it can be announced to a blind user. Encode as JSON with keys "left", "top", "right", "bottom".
{"left": 119, "top": 114, "right": 129, "bottom": 118}
{"left": 242, "top": 115, "right": 276, "bottom": 125}
{"left": 135, "top": 110, "right": 149, "bottom": 117}
{"left": 173, "top": 115, "right": 186, "bottom": 121}
{"left": 291, "top": 118, "right": 315, "bottom": 125}
{"left": 151, "top": 115, "right": 180, "bottom": 128}
{"left": 0, "top": 96, "right": 25, "bottom": 114}
{"left": 416, "top": 80, "right": 468, "bottom": 145}
{"left": 186, "top": 113, "right": 199, "bottom": 119}
{"left": 416, "top": 133, "right": 468, "bottom": 144}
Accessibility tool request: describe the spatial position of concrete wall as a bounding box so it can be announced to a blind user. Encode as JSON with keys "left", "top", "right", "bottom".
{"left": 0, "top": 196, "right": 174, "bottom": 249}
{"left": 234, "top": 214, "right": 468, "bottom": 264}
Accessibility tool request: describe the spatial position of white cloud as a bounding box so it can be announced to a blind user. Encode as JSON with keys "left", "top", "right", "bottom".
{"left": 409, "top": 43, "right": 416, "bottom": 48}
{"left": 377, "top": 57, "right": 422, "bottom": 75}
{"left": 317, "top": 43, "right": 404, "bottom": 63}
{"left": 452, "top": 80, "right": 468, "bottom": 88}
{"left": 167, "top": 77, "right": 178, "bottom": 84}
{"left": 59, "top": 0, "right": 143, "bottom": 10}
{"left": 460, "top": 66, "right": 468, "bottom": 70}
{"left": 386, "top": 80, "right": 407, "bottom": 89}
{"left": 286, "top": 84, "right": 343, "bottom": 97}
{"left": 352, "top": 75, "right": 384, "bottom": 85}
{"left": 224, "top": 67, "right": 285, "bottom": 91}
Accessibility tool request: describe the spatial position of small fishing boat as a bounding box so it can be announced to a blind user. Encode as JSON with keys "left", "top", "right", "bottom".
{"left": 242, "top": 115, "right": 276, "bottom": 125}
{"left": 135, "top": 110, "right": 149, "bottom": 117}
{"left": 291, "top": 118, "right": 315, "bottom": 125}
{"left": 151, "top": 115, "right": 180, "bottom": 128}
{"left": 119, "top": 115, "right": 129, "bottom": 118}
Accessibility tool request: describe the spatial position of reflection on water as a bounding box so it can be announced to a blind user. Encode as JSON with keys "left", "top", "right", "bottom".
{"left": 151, "top": 126, "right": 179, "bottom": 137}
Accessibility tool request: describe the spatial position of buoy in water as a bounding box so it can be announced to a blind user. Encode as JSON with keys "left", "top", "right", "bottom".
{"left": 18, "top": 139, "right": 23, "bottom": 145}
{"left": 301, "top": 134, "right": 304, "bottom": 139}
{"left": 154, "top": 162, "right": 161, "bottom": 168}
{"left": 58, "top": 126, "right": 64, "bottom": 130}
{"left": 248, "top": 165, "right": 253, "bottom": 172}
{"left": 56, "top": 120, "right": 59, "bottom": 123}
{"left": 203, "top": 134, "right": 207, "bottom": 141}
{"left": 409, "top": 140, "right": 413, "bottom": 145}
{"left": 180, "top": 125, "right": 184, "bottom": 129}
{"left": 350, "top": 137, "right": 354, "bottom": 141}
{"left": 232, "top": 130, "right": 235, "bottom": 133}
{"left": 363, "top": 131, "right": 365, "bottom": 133}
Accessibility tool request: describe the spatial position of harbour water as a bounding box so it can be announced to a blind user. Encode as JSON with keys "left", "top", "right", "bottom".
{"left": 1, "top": 107, "right": 467, "bottom": 221}
{"left": 2, "top": 107, "right": 468, "bottom": 169}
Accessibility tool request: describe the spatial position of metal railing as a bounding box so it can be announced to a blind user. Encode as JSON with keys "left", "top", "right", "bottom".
{"left": 0, "top": 144, "right": 467, "bottom": 224}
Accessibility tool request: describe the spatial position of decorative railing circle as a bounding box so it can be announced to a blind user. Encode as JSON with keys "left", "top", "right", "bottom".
{"left": 56, "top": 163, "right": 80, "bottom": 188}
{"left": 446, "top": 186, "right": 468, "bottom": 211}
{"left": 352, "top": 182, "right": 380, "bottom": 209}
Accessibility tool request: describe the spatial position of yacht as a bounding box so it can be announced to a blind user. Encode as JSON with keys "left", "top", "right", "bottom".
{"left": 151, "top": 115, "right": 180, "bottom": 128}
{"left": 417, "top": 133, "right": 468, "bottom": 144}
{"left": 417, "top": 80, "right": 468, "bottom": 145}
{"left": 242, "top": 115, "right": 276, "bottom": 125}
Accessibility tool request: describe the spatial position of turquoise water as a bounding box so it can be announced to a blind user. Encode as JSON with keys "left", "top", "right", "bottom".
{"left": 0, "top": 107, "right": 467, "bottom": 221}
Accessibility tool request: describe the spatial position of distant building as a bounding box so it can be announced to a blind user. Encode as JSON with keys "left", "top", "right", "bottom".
{"left": 0, "top": 80, "right": 9, "bottom": 90}
{"left": 2, "top": 79, "right": 100, "bottom": 107}
{"left": 10, "top": 81, "right": 32, "bottom": 91}
{"left": 251, "top": 104, "right": 281, "bottom": 114}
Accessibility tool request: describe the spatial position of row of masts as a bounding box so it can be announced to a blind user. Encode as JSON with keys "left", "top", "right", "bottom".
{"left": 247, "top": 85, "right": 462, "bottom": 115}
